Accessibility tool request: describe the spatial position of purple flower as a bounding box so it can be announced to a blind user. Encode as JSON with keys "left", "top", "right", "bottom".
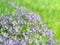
{"left": 14, "top": 26, "right": 18, "bottom": 32}
{"left": 32, "top": 28, "right": 36, "bottom": 32}
{"left": 20, "top": 39, "right": 25, "bottom": 44}
{"left": 17, "top": 13, "right": 26, "bottom": 17}
{"left": 45, "top": 30, "right": 53, "bottom": 38}
{"left": 15, "top": 37, "right": 19, "bottom": 41}
{"left": 9, "top": 40, "right": 13, "bottom": 44}
{"left": 3, "top": 33, "right": 8, "bottom": 38}
{"left": 12, "top": 40, "right": 17, "bottom": 44}
{"left": 9, "top": 28, "right": 15, "bottom": 34}
{"left": 24, "top": 31, "right": 29, "bottom": 35}
{"left": 20, "top": 20, "right": 26, "bottom": 24}
{"left": 1, "top": 14, "right": 9, "bottom": 20}
{"left": 28, "top": 30, "right": 34, "bottom": 35}
{"left": 9, "top": 40, "right": 17, "bottom": 45}
{"left": 1, "top": 21, "right": 6, "bottom": 25}
{"left": 48, "top": 42, "right": 52, "bottom": 45}
{"left": 39, "top": 30, "right": 43, "bottom": 35}
{"left": 28, "top": 12, "right": 37, "bottom": 21}
{"left": 0, "top": 38, "right": 4, "bottom": 42}
{"left": 16, "top": 42, "right": 21, "bottom": 45}
{"left": 35, "top": 27, "right": 40, "bottom": 30}
{"left": 24, "top": 36, "right": 29, "bottom": 41}
{"left": 53, "top": 39, "right": 58, "bottom": 44}
{"left": 40, "top": 23, "right": 47, "bottom": 28}
{"left": 4, "top": 22, "right": 9, "bottom": 29}
{"left": 12, "top": 21, "right": 17, "bottom": 26}
{"left": 3, "top": 41, "right": 9, "bottom": 45}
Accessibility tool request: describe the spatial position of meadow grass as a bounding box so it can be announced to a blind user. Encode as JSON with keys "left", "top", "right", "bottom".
{"left": 0, "top": 0, "right": 60, "bottom": 40}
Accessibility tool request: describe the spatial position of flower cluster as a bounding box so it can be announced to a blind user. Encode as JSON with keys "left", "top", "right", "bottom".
{"left": 0, "top": 3, "right": 60, "bottom": 45}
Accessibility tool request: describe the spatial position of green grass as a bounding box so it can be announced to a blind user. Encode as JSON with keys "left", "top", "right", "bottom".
{"left": 0, "top": 0, "right": 60, "bottom": 40}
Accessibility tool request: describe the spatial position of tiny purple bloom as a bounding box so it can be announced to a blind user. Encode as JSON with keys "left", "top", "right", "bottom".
{"left": 0, "top": 38, "right": 4, "bottom": 42}
{"left": 48, "top": 42, "right": 52, "bottom": 45}
{"left": 20, "top": 39, "right": 25, "bottom": 44}
{"left": 24, "top": 36, "right": 29, "bottom": 41}
{"left": 3, "top": 33, "right": 8, "bottom": 38}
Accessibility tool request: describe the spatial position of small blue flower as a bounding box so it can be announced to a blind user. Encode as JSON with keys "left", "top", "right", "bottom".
{"left": 39, "top": 30, "right": 43, "bottom": 35}
{"left": 24, "top": 36, "right": 29, "bottom": 41}
{"left": 12, "top": 21, "right": 17, "bottom": 26}
{"left": 16, "top": 42, "right": 21, "bottom": 45}
{"left": 9, "top": 28, "right": 15, "bottom": 34}
{"left": 20, "top": 39, "right": 25, "bottom": 44}
{"left": 0, "top": 38, "right": 4, "bottom": 42}
{"left": 3, "top": 33, "right": 8, "bottom": 38}
{"left": 48, "top": 42, "right": 52, "bottom": 45}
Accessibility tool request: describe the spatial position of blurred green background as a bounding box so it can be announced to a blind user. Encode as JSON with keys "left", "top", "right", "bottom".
{"left": 0, "top": 0, "right": 60, "bottom": 40}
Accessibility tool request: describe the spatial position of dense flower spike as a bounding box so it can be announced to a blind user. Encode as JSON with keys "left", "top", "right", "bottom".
{"left": 0, "top": 2, "right": 60, "bottom": 45}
